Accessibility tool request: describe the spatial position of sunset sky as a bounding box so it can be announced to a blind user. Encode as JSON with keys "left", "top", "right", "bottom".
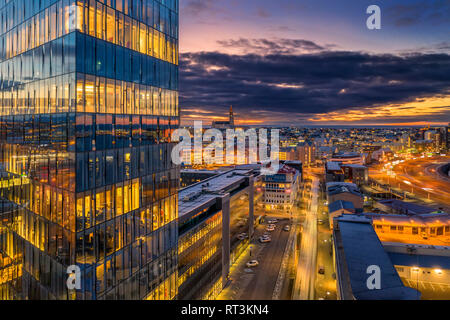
{"left": 178, "top": 0, "right": 450, "bottom": 126}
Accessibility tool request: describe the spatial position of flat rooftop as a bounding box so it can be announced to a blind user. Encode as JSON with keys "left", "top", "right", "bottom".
{"left": 326, "top": 161, "right": 341, "bottom": 171}
{"left": 377, "top": 199, "right": 437, "bottom": 215}
{"left": 335, "top": 215, "right": 420, "bottom": 299}
{"left": 181, "top": 169, "right": 222, "bottom": 175}
{"left": 178, "top": 168, "right": 253, "bottom": 218}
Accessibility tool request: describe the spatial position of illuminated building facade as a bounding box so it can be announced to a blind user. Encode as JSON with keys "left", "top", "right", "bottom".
{"left": 262, "top": 164, "right": 299, "bottom": 212}
{"left": 330, "top": 152, "right": 364, "bottom": 165}
{"left": 446, "top": 124, "right": 450, "bottom": 151}
{"left": 177, "top": 168, "right": 256, "bottom": 300}
{"left": 367, "top": 213, "right": 450, "bottom": 246}
{"left": 0, "top": 0, "right": 179, "bottom": 300}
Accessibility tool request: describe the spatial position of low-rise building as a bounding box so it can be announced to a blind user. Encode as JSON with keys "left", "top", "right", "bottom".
{"left": 385, "top": 243, "right": 450, "bottom": 299}
{"left": 326, "top": 182, "right": 364, "bottom": 211}
{"left": 365, "top": 212, "right": 450, "bottom": 246}
{"left": 330, "top": 152, "right": 364, "bottom": 165}
{"left": 333, "top": 215, "right": 420, "bottom": 300}
{"left": 375, "top": 199, "right": 438, "bottom": 216}
{"left": 325, "top": 161, "right": 344, "bottom": 183}
{"left": 262, "top": 164, "right": 300, "bottom": 212}
{"left": 341, "top": 164, "right": 369, "bottom": 186}
{"left": 328, "top": 200, "right": 355, "bottom": 229}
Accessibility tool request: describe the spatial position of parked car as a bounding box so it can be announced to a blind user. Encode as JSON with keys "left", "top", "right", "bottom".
{"left": 318, "top": 220, "right": 324, "bottom": 225}
{"left": 246, "top": 260, "right": 259, "bottom": 268}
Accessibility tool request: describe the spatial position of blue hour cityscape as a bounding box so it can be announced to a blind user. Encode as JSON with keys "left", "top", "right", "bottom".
{"left": 0, "top": 0, "right": 449, "bottom": 310}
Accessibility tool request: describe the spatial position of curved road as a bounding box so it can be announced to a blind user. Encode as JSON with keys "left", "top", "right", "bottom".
{"left": 370, "top": 156, "right": 450, "bottom": 212}
{"left": 395, "top": 157, "right": 450, "bottom": 208}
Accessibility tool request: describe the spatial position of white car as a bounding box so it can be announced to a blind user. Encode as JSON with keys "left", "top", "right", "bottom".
{"left": 283, "top": 225, "right": 291, "bottom": 231}
{"left": 268, "top": 219, "right": 278, "bottom": 224}
{"left": 266, "top": 226, "right": 275, "bottom": 232}
{"left": 246, "top": 260, "right": 259, "bottom": 268}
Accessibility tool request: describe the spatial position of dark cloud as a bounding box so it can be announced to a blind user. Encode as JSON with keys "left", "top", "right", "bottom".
{"left": 179, "top": 46, "right": 450, "bottom": 121}
{"left": 217, "top": 38, "right": 330, "bottom": 55}
{"left": 256, "top": 8, "right": 271, "bottom": 18}
{"left": 182, "top": 0, "right": 220, "bottom": 16}
{"left": 385, "top": 0, "right": 450, "bottom": 27}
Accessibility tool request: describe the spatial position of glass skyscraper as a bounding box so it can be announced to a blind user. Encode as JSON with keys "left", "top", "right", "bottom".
{"left": 0, "top": 0, "right": 179, "bottom": 300}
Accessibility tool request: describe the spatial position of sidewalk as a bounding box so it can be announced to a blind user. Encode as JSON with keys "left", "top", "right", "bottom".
{"left": 217, "top": 235, "right": 265, "bottom": 300}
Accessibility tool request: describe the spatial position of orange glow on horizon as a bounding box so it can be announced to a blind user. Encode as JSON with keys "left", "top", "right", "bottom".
{"left": 181, "top": 94, "right": 450, "bottom": 126}
{"left": 308, "top": 95, "right": 450, "bottom": 125}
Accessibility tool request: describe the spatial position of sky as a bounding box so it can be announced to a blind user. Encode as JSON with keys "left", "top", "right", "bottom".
{"left": 178, "top": 0, "right": 450, "bottom": 126}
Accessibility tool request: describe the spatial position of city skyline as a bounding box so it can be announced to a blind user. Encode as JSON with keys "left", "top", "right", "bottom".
{"left": 0, "top": 0, "right": 450, "bottom": 304}
{"left": 178, "top": 0, "right": 450, "bottom": 126}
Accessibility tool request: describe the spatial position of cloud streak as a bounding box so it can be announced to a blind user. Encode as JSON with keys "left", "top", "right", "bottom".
{"left": 179, "top": 39, "right": 450, "bottom": 125}
{"left": 385, "top": 0, "right": 450, "bottom": 27}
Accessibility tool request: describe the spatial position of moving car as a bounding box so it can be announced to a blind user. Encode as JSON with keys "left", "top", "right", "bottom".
{"left": 266, "top": 225, "right": 275, "bottom": 232}
{"left": 246, "top": 260, "right": 259, "bottom": 268}
{"left": 318, "top": 265, "right": 325, "bottom": 274}
{"left": 237, "top": 232, "right": 248, "bottom": 240}
{"left": 283, "top": 225, "right": 291, "bottom": 231}
{"left": 259, "top": 236, "right": 271, "bottom": 243}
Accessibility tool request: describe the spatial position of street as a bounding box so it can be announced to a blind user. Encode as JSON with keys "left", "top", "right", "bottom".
{"left": 293, "top": 175, "right": 319, "bottom": 300}
{"left": 217, "top": 217, "right": 292, "bottom": 300}
{"left": 370, "top": 156, "right": 450, "bottom": 212}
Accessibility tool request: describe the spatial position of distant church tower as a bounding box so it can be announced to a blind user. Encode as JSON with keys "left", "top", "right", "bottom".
{"left": 229, "top": 106, "right": 234, "bottom": 126}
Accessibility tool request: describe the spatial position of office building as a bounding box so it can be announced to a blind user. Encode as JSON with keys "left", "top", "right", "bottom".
{"left": 177, "top": 168, "right": 257, "bottom": 300}
{"left": 0, "top": 0, "right": 179, "bottom": 300}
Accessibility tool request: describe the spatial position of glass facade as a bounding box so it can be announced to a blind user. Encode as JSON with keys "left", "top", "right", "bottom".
{"left": 177, "top": 207, "right": 222, "bottom": 300}
{"left": 230, "top": 192, "right": 250, "bottom": 264}
{"left": 0, "top": 0, "right": 179, "bottom": 300}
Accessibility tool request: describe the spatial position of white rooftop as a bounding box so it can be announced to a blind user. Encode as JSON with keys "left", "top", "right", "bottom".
{"left": 178, "top": 168, "right": 253, "bottom": 217}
